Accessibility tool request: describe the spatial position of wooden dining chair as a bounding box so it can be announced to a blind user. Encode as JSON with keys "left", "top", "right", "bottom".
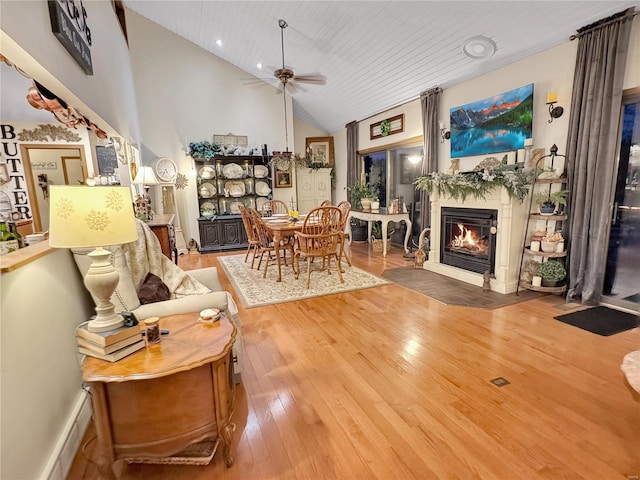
{"left": 320, "top": 199, "right": 332, "bottom": 206}
{"left": 336, "top": 200, "right": 352, "bottom": 267}
{"left": 260, "top": 199, "right": 288, "bottom": 216}
{"left": 249, "top": 208, "right": 295, "bottom": 278}
{"left": 293, "top": 206, "right": 344, "bottom": 289}
{"left": 238, "top": 204, "right": 260, "bottom": 268}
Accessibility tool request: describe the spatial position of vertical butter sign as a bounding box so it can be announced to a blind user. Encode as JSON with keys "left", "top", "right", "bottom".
{"left": 48, "top": 0, "right": 93, "bottom": 75}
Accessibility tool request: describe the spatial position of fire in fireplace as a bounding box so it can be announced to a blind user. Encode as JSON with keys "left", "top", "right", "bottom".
{"left": 441, "top": 207, "right": 497, "bottom": 274}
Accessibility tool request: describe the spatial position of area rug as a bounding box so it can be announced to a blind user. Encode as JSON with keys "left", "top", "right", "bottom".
{"left": 218, "top": 254, "right": 390, "bottom": 308}
{"left": 554, "top": 306, "right": 640, "bottom": 336}
{"left": 381, "top": 267, "right": 543, "bottom": 309}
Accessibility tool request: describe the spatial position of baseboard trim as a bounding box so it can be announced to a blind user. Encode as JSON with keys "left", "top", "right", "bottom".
{"left": 40, "top": 389, "right": 92, "bottom": 480}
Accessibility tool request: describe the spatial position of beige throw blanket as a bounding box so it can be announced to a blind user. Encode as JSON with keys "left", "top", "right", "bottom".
{"left": 122, "top": 219, "right": 210, "bottom": 298}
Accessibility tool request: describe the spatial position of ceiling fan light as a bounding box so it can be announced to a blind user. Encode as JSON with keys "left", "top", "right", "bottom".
{"left": 463, "top": 36, "right": 496, "bottom": 59}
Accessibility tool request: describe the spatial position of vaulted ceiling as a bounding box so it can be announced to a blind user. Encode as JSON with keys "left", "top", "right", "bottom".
{"left": 124, "top": 1, "right": 638, "bottom": 133}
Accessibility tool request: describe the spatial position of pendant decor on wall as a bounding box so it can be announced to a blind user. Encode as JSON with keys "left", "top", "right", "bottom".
{"left": 370, "top": 114, "right": 404, "bottom": 140}
{"left": 175, "top": 173, "right": 189, "bottom": 190}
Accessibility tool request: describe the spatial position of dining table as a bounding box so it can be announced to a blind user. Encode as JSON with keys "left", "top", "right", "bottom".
{"left": 263, "top": 216, "right": 304, "bottom": 282}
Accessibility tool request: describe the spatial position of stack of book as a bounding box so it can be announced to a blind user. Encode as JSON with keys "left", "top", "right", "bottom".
{"left": 76, "top": 321, "right": 145, "bottom": 362}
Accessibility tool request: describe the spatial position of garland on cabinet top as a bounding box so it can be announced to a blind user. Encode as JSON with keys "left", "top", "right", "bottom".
{"left": 415, "top": 160, "right": 534, "bottom": 203}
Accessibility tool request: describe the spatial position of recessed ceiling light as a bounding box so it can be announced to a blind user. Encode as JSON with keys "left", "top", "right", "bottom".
{"left": 463, "top": 36, "right": 496, "bottom": 59}
{"left": 257, "top": 63, "right": 263, "bottom": 69}
{"left": 216, "top": 39, "right": 222, "bottom": 47}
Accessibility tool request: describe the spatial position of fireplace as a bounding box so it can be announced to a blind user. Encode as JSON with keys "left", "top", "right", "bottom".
{"left": 425, "top": 187, "right": 527, "bottom": 294}
{"left": 441, "top": 207, "right": 497, "bottom": 275}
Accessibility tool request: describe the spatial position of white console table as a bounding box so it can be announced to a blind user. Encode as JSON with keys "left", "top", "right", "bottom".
{"left": 347, "top": 209, "right": 412, "bottom": 257}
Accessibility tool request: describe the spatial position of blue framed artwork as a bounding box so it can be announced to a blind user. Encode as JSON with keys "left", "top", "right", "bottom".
{"left": 450, "top": 83, "right": 533, "bottom": 158}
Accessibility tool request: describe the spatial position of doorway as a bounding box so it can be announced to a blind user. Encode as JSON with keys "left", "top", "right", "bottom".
{"left": 20, "top": 144, "right": 87, "bottom": 231}
{"left": 602, "top": 95, "right": 640, "bottom": 311}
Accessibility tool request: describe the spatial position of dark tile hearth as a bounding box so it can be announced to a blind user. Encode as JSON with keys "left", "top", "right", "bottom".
{"left": 381, "top": 267, "right": 544, "bottom": 309}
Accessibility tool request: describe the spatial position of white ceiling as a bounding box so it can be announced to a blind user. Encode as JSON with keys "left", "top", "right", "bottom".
{"left": 124, "top": 0, "right": 638, "bottom": 134}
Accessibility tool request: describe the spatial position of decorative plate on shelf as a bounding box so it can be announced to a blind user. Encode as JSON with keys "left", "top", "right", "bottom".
{"left": 225, "top": 180, "right": 245, "bottom": 197}
{"left": 222, "top": 163, "right": 244, "bottom": 179}
{"left": 256, "top": 197, "right": 268, "bottom": 210}
{"left": 229, "top": 201, "right": 243, "bottom": 214}
{"left": 200, "top": 202, "right": 215, "bottom": 218}
{"left": 199, "top": 182, "right": 216, "bottom": 198}
{"left": 254, "top": 165, "right": 269, "bottom": 178}
{"left": 198, "top": 166, "right": 215, "bottom": 179}
{"left": 255, "top": 181, "right": 271, "bottom": 196}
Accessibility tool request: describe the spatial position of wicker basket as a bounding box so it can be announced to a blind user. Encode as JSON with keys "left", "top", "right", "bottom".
{"left": 372, "top": 237, "right": 383, "bottom": 252}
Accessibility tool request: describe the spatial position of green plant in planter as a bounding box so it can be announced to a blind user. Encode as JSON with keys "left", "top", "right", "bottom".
{"left": 536, "top": 260, "right": 566, "bottom": 283}
{"left": 188, "top": 141, "right": 223, "bottom": 160}
{"left": 534, "top": 190, "right": 569, "bottom": 214}
{"left": 347, "top": 182, "right": 377, "bottom": 210}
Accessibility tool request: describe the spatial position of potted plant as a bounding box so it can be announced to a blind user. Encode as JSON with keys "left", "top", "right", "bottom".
{"left": 188, "top": 141, "right": 223, "bottom": 160}
{"left": 534, "top": 190, "right": 569, "bottom": 215}
{"left": 347, "top": 182, "right": 377, "bottom": 241}
{"left": 536, "top": 260, "right": 566, "bottom": 287}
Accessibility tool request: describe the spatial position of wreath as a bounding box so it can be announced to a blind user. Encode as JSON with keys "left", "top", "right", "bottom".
{"left": 380, "top": 119, "right": 391, "bottom": 137}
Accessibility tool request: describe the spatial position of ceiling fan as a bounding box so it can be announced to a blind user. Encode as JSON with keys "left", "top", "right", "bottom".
{"left": 270, "top": 19, "right": 325, "bottom": 165}
{"left": 272, "top": 19, "right": 326, "bottom": 94}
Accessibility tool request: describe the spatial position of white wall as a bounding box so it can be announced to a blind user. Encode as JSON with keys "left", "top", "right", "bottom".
{"left": 126, "top": 10, "right": 294, "bottom": 242}
{"left": 1, "top": 248, "right": 94, "bottom": 480}
{"left": 0, "top": 0, "right": 141, "bottom": 142}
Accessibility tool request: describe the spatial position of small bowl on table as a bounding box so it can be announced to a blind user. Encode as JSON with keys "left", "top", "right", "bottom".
{"left": 199, "top": 308, "right": 221, "bottom": 323}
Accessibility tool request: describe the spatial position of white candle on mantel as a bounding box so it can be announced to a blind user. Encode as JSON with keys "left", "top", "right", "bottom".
{"left": 439, "top": 121, "right": 444, "bottom": 130}
{"left": 517, "top": 149, "right": 525, "bottom": 162}
{"left": 506, "top": 151, "right": 516, "bottom": 164}
{"left": 524, "top": 138, "right": 533, "bottom": 147}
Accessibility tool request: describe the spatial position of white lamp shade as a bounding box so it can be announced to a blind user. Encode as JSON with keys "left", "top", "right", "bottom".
{"left": 49, "top": 186, "right": 138, "bottom": 248}
{"left": 132, "top": 165, "right": 160, "bottom": 185}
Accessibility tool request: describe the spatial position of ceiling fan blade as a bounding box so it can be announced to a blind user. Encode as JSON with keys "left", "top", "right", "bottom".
{"left": 288, "top": 82, "right": 307, "bottom": 93}
{"left": 292, "top": 74, "right": 327, "bottom": 85}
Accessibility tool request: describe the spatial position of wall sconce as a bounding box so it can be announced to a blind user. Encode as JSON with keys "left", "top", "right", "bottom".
{"left": 546, "top": 92, "right": 564, "bottom": 123}
{"left": 439, "top": 121, "right": 450, "bottom": 143}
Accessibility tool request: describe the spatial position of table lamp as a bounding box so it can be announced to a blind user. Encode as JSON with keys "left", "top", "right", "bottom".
{"left": 132, "top": 165, "right": 159, "bottom": 221}
{"left": 49, "top": 186, "right": 138, "bottom": 332}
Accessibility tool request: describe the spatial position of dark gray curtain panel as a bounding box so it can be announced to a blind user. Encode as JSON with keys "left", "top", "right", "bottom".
{"left": 346, "top": 121, "right": 358, "bottom": 202}
{"left": 418, "top": 87, "right": 441, "bottom": 230}
{"left": 565, "top": 8, "right": 635, "bottom": 303}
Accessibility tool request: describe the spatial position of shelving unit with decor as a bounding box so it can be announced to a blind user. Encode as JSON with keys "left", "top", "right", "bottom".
{"left": 195, "top": 155, "right": 272, "bottom": 252}
{"left": 517, "top": 145, "right": 569, "bottom": 295}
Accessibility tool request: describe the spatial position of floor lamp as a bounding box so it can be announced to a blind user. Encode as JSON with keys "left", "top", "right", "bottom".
{"left": 403, "top": 155, "right": 423, "bottom": 259}
{"left": 49, "top": 186, "right": 138, "bottom": 332}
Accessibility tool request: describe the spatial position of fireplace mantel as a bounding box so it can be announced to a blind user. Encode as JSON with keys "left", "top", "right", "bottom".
{"left": 425, "top": 187, "right": 529, "bottom": 294}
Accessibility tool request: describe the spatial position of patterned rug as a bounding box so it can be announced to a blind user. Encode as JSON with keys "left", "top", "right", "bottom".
{"left": 218, "top": 254, "right": 390, "bottom": 308}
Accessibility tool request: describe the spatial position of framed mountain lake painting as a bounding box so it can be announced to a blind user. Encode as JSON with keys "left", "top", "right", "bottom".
{"left": 450, "top": 83, "right": 533, "bottom": 158}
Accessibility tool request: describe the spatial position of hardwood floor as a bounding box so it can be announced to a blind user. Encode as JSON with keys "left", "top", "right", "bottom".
{"left": 68, "top": 243, "right": 640, "bottom": 480}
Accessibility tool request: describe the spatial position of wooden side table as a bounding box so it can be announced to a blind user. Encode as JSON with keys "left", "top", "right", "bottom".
{"left": 147, "top": 214, "right": 178, "bottom": 263}
{"left": 82, "top": 313, "right": 237, "bottom": 479}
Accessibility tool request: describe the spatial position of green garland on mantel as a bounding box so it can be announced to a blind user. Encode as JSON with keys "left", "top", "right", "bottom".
{"left": 415, "top": 163, "right": 534, "bottom": 203}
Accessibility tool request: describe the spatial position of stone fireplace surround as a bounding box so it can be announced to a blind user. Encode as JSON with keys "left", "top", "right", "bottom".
{"left": 424, "top": 187, "right": 528, "bottom": 294}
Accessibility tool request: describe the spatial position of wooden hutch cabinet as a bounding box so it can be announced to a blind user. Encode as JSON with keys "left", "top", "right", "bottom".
{"left": 195, "top": 155, "right": 272, "bottom": 252}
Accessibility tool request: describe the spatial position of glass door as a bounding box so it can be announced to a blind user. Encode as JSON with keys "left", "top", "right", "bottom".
{"left": 602, "top": 96, "right": 640, "bottom": 311}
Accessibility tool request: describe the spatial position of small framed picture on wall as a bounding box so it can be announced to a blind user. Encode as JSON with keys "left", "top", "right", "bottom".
{"left": 275, "top": 170, "right": 292, "bottom": 188}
